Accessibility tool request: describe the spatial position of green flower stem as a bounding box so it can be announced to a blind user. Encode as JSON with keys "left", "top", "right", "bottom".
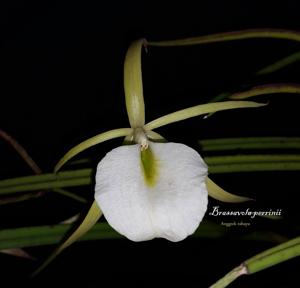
{"left": 200, "top": 137, "right": 300, "bottom": 151}
{"left": 210, "top": 236, "right": 300, "bottom": 288}
{"left": 144, "top": 101, "right": 265, "bottom": 131}
{"left": 148, "top": 29, "right": 300, "bottom": 47}
{"left": 256, "top": 50, "right": 300, "bottom": 75}
{"left": 124, "top": 39, "right": 146, "bottom": 128}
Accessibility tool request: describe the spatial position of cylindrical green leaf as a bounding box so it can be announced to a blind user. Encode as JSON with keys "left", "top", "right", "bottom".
{"left": 209, "top": 236, "right": 300, "bottom": 288}
{"left": 206, "top": 154, "right": 300, "bottom": 165}
{"left": 200, "top": 137, "right": 300, "bottom": 151}
{"left": 0, "top": 169, "right": 91, "bottom": 188}
{"left": 0, "top": 177, "right": 91, "bottom": 195}
{"left": 207, "top": 154, "right": 300, "bottom": 173}
{"left": 245, "top": 236, "right": 300, "bottom": 274}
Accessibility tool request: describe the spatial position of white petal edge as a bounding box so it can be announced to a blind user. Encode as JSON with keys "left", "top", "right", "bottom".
{"left": 95, "top": 142, "right": 208, "bottom": 242}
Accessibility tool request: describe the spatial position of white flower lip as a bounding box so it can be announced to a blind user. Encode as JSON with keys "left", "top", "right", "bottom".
{"left": 95, "top": 142, "right": 208, "bottom": 242}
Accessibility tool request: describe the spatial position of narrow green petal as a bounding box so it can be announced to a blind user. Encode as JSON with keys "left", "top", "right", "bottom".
{"left": 148, "top": 29, "right": 300, "bottom": 46}
{"left": 124, "top": 39, "right": 146, "bottom": 128}
{"left": 206, "top": 177, "right": 252, "bottom": 203}
{"left": 144, "top": 101, "right": 265, "bottom": 131}
{"left": 31, "top": 201, "right": 102, "bottom": 277}
{"left": 55, "top": 128, "right": 132, "bottom": 172}
{"left": 230, "top": 84, "right": 300, "bottom": 100}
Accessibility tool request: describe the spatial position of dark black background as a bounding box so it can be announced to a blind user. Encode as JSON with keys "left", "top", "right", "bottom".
{"left": 1, "top": 1, "right": 300, "bottom": 287}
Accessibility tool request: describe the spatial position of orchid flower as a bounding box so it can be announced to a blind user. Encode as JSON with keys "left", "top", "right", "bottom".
{"left": 51, "top": 39, "right": 264, "bottom": 244}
